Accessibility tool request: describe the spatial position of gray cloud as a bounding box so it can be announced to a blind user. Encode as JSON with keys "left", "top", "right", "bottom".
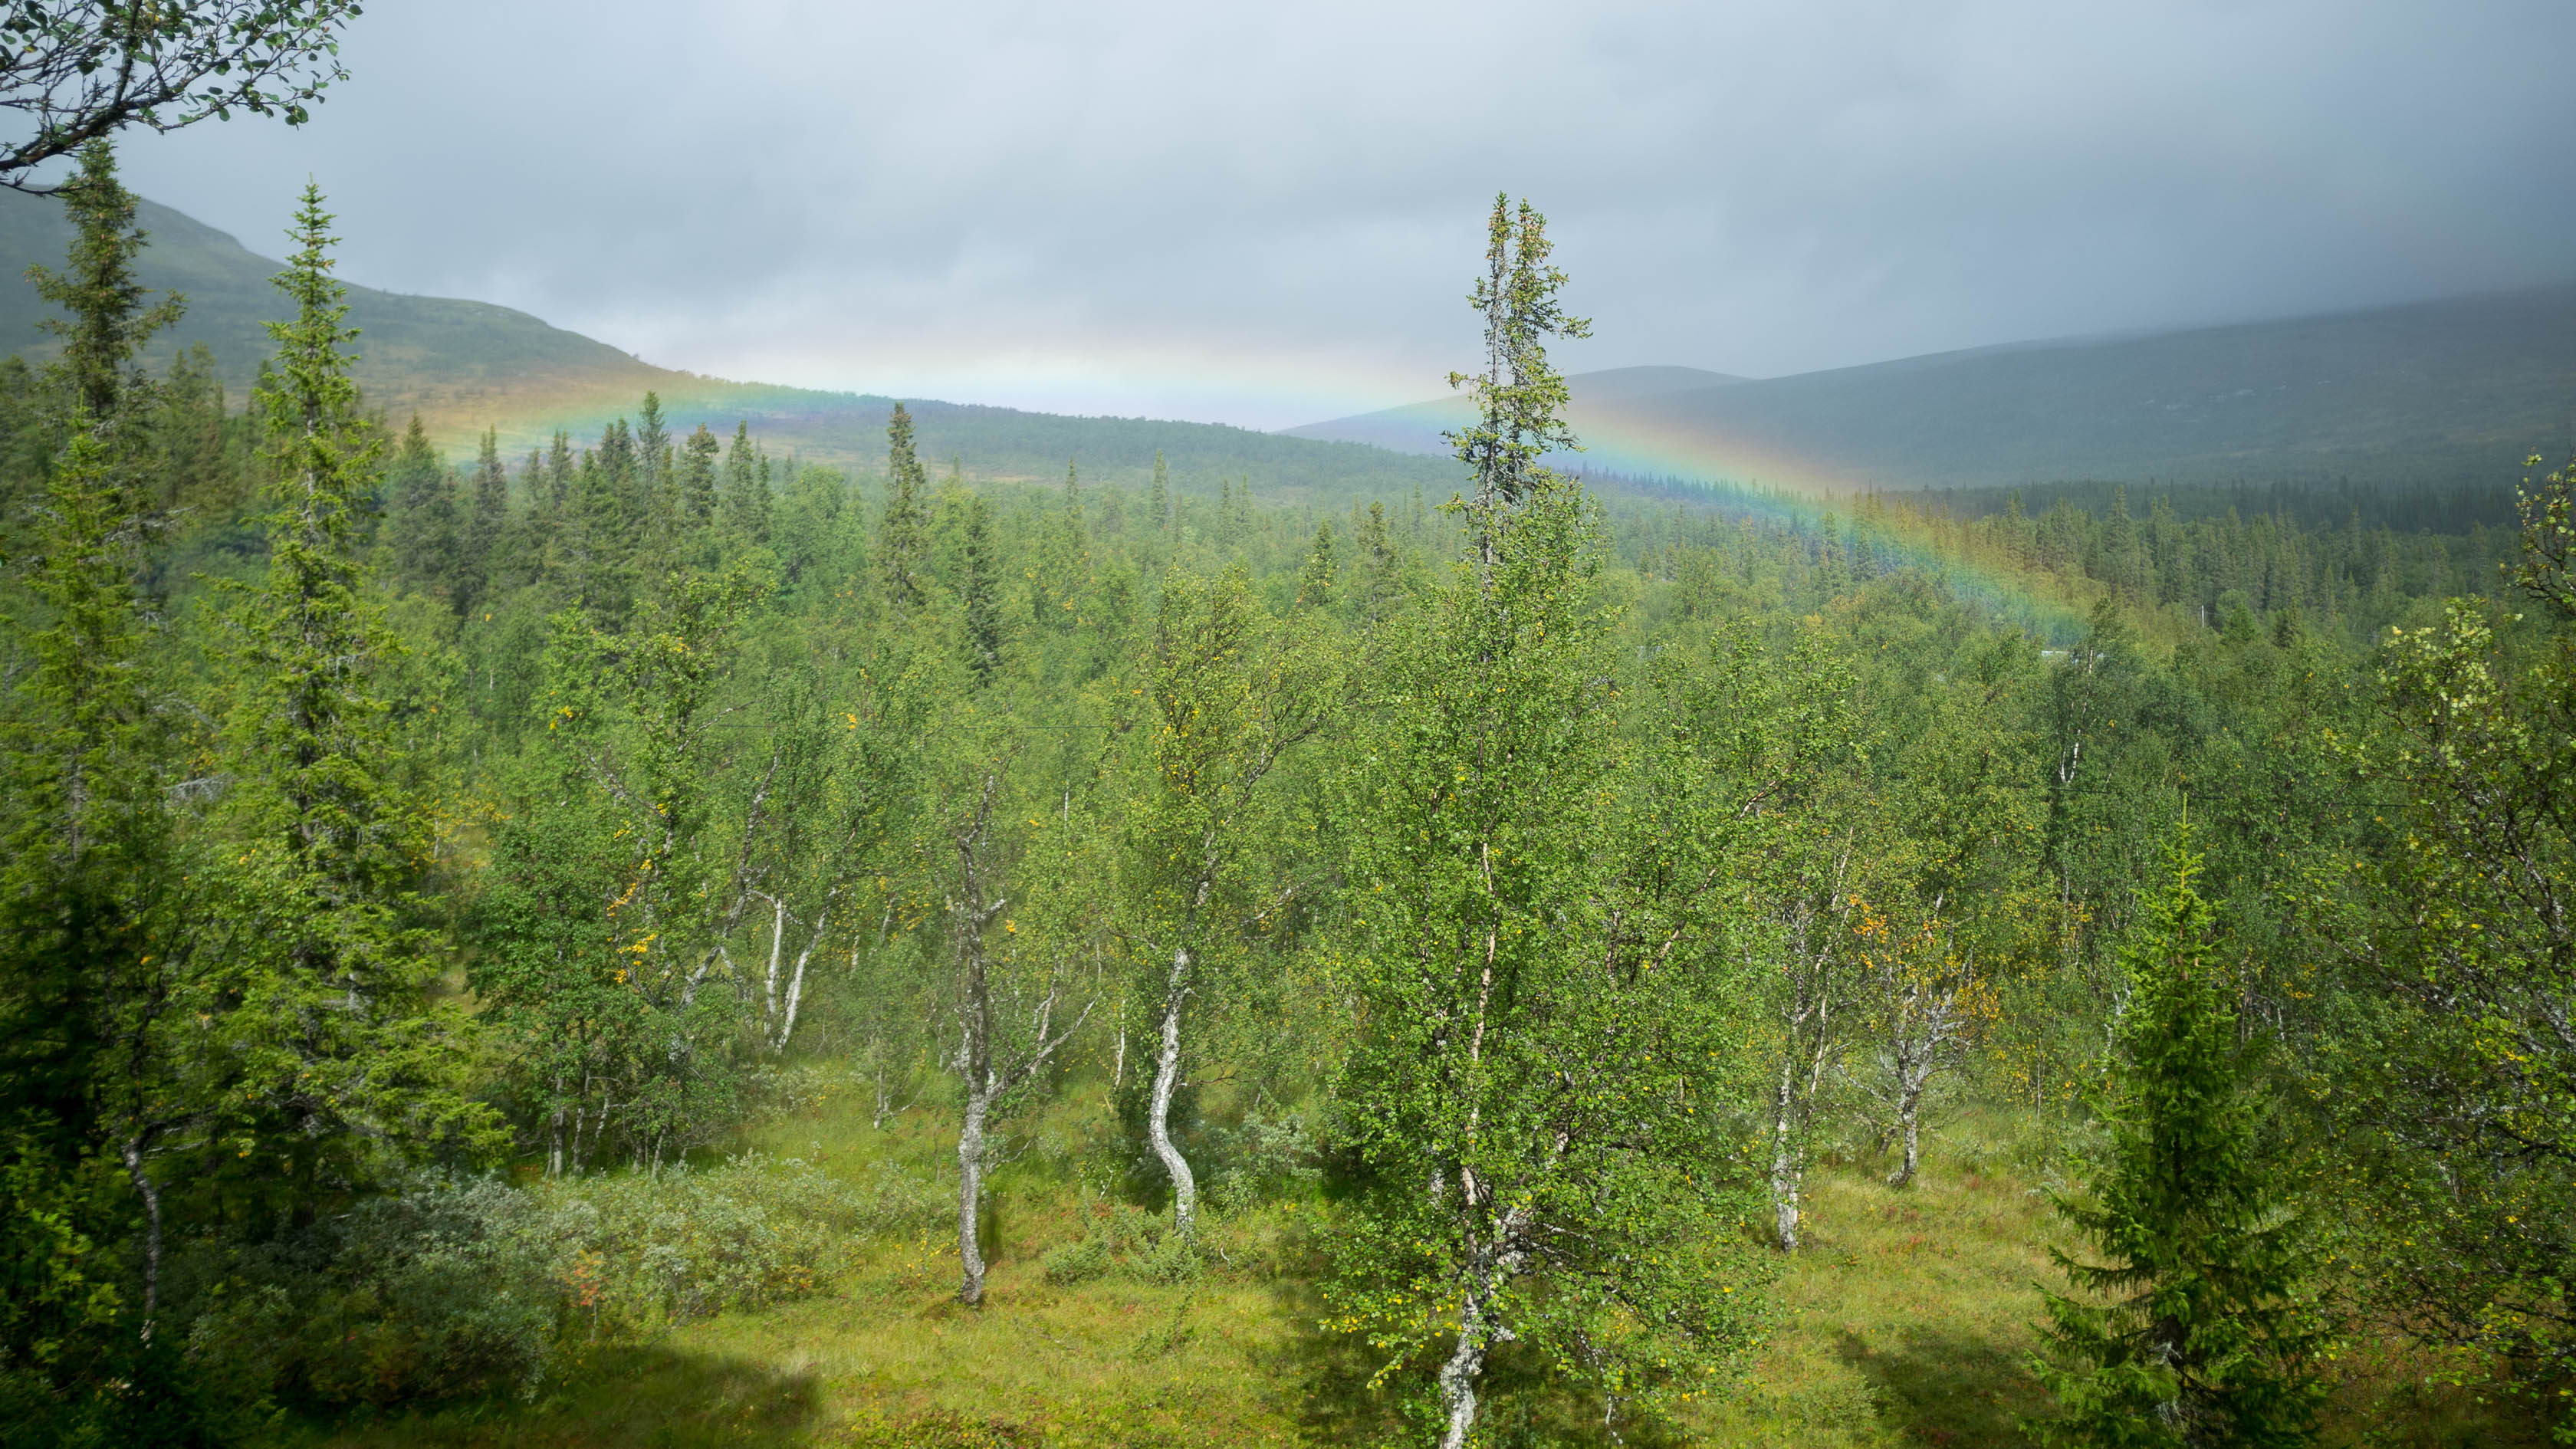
{"left": 98, "top": 0, "right": 2576, "bottom": 429}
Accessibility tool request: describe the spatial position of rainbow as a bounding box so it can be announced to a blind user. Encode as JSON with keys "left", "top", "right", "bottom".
{"left": 1549, "top": 410, "right": 2106, "bottom": 646}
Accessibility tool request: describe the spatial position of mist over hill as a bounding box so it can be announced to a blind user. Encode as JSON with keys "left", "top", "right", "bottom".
{"left": 1294, "top": 289, "right": 2576, "bottom": 493}
{"left": 8, "top": 187, "right": 2569, "bottom": 504}
{"left": 0, "top": 188, "right": 1457, "bottom": 501}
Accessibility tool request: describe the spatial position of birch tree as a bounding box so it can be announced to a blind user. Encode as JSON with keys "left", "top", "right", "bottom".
{"left": 1331, "top": 197, "right": 1763, "bottom": 1447}
{"left": 944, "top": 771, "right": 1094, "bottom": 1306}
{"left": 1117, "top": 564, "right": 1332, "bottom": 1237}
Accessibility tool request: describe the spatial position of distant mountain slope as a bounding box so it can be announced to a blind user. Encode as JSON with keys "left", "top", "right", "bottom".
{"left": 0, "top": 188, "right": 676, "bottom": 419}
{"left": 1283, "top": 364, "right": 1746, "bottom": 456}
{"left": 0, "top": 189, "right": 1459, "bottom": 501}
{"left": 1294, "top": 291, "right": 2576, "bottom": 491}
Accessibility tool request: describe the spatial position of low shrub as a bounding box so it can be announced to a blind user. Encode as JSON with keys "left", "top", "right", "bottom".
{"left": 182, "top": 1154, "right": 943, "bottom": 1412}
{"left": 1125, "top": 1231, "right": 1202, "bottom": 1286}
{"left": 1041, "top": 1236, "right": 1112, "bottom": 1286}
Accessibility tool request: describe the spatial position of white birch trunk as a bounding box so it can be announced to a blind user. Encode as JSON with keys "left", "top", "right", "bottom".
{"left": 957, "top": 1075, "right": 991, "bottom": 1305}
{"left": 1770, "top": 1052, "right": 1803, "bottom": 1252}
{"left": 1892, "top": 1075, "right": 1924, "bottom": 1188}
{"left": 1146, "top": 945, "right": 1198, "bottom": 1237}
{"left": 120, "top": 1136, "right": 161, "bottom": 1342}
{"left": 1438, "top": 1283, "right": 1493, "bottom": 1449}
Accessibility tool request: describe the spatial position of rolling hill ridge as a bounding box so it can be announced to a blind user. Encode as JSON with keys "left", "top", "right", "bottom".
{"left": 5, "top": 186, "right": 2568, "bottom": 501}
{"left": 1291, "top": 289, "right": 2576, "bottom": 492}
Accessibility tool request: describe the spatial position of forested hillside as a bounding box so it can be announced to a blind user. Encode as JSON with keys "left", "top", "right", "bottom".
{"left": 4, "top": 154, "right": 2572, "bottom": 1449}
{"left": 0, "top": 186, "right": 1458, "bottom": 499}
{"left": 1296, "top": 287, "right": 2576, "bottom": 493}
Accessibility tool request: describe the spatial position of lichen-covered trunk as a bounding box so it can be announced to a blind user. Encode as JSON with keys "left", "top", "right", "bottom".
{"left": 120, "top": 1137, "right": 161, "bottom": 1342}
{"left": 1891, "top": 1076, "right": 1924, "bottom": 1188}
{"left": 1771, "top": 1053, "right": 1802, "bottom": 1252}
{"left": 1435, "top": 1205, "right": 1530, "bottom": 1449}
{"left": 1146, "top": 945, "right": 1197, "bottom": 1236}
{"left": 957, "top": 1082, "right": 990, "bottom": 1305}
{"left": 1437, "top": 1278, "right": 1495, "bottom": 1449}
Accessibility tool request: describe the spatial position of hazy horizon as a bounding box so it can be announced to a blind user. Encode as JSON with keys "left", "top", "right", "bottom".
{"left": 71, "top": 0, "right": 2576, "bottom": 431}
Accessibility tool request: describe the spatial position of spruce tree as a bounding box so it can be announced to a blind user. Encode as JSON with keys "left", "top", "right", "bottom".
{"left": 2033, "top": 830, "right": 2325, "bottom": 1448}
{"left": 636, "top": 391, "right": 669, "bottom": 498}
{"left": 880, "top": 402, "right": 929, "bottom": 613}
{"left": 959, "top": 493, "right": 1003, "bottom": 687}
{"left": 3, "top": 150, "right": 192, "bottom": 1365}
{"left": 678, "top": 422, "right": 720, "bottom": 525}
{"left": 1033, "top": 458, "right": 1086, "bottom": 630}
{"left": 26, "top": 140, "right": 182, "bottom": 427}
{"left": 721, "top": 420, "right": 769, "bottom": 544}
{"left": 458, "top": 427, "right": 508, "bottom": 612}
{"left": 387, "top": 413, "right": 456, "bottom": 595}
{"left": 210, "top": 185, "right": 494, "bottom": 1218}
{"left": 1149, "top": 449, "right": 1170, "bottom": 533}
{"left": 1294, "top": 520, "right": 1336, "bottom": 608}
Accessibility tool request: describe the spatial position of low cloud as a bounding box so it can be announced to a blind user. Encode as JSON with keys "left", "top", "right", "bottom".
{"left": 106, "top": 0, "right": 2576, "bottom": 429}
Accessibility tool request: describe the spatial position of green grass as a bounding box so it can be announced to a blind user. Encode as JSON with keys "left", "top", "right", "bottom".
{"left": 278, "top": 1090, "right": 2554, "bottom": 1448}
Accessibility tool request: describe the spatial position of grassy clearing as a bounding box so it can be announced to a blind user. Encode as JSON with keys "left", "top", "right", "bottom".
{"left": 280, "top": 1090, "right": 2551, "bottom": 1448}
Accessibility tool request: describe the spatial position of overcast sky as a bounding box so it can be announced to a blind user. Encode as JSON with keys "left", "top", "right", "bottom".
{"left": 98, "top": 0, "right": 2576, "bottom": 429}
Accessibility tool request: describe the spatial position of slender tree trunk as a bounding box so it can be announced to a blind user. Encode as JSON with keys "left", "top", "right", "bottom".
{"left": 1146, "top": 945, "right": 1198, "bottom": 1236}
{"left": 958, "top": 1078, "right": 990, "bottom": 1305}
{"left": 761, "top": 895, "right": 787, "bottom": 1042}
{"left": 1436, "top": 1208, "right": 1529, "bottom": 1449}
{"left": 1891, "top": 1072, "right": 1924, "bottom": 1188}
{"left": 1770, "top": 1053, "right": 1802, "bottom": 1251}
{"left": 770, "top": 906, "right": 826, "bottom": 1052}
{"left": 1438, "top": 1279, "right": 1494, "bottom": 1449}
{"left": 120, "top": 1137, "right": 161, "bottom": 1342}
{"left": 547, "top": 1073, "right": 566, "bottom": 1179}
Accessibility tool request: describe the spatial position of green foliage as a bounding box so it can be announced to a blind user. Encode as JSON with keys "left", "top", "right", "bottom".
{"left": 2304, "top": 452, "right": 2576, "bottom": 1430}
{"left": 1332, "top": 475, "right": 1766, "bottom": 1440}
{"left": 883, "top": 402, "right": 931, "bottom": 613}
{"left": 24, "top": 141, "right": 183, "bottom": 425}
{"left": 1446, "top": 194, "right": 1590, "bottom": 516}
{"left": 0, "top": 2, "right": 363, "bottom": 184}
{"left": 2033, "top": 833, "right": 2327, "bottom": 1447}
{"left": 202, "top": 183, "right": 498, "bottom": 1217}
{"left": 4, "top": 178, "right": 2573, "bottom": 1449}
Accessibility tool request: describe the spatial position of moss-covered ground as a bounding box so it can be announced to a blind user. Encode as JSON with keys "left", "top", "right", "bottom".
{"left": 281, "top": 1089, "right": 2550, "bottom": 1448}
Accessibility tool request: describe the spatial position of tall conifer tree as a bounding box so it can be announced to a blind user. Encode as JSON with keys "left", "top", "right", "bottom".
{"left": 2034, "top": 830, "right": 2325, "bottom": 1448}
{"left": 678, "top": 423, "right": 720, "bottom": 525}
{"left": 721, "top": 421, "right": 769, "bottom": 544}
{"left": 458, "top": 427, "right": 508, "bottom": 612}
{"left": 211, "top": 185, "right": 493, "bottom": 1221}
{"left": 960, "top": 494, "right": 1003, "bottom": 686}
{"left": 27, "top": 140, "right": 182, "bottom": 428}
{"left": 880, "top": 402, "right": 929, "bottom": 613}
{"left": 2, "top": 142, "right": 193, "bottom": 1368}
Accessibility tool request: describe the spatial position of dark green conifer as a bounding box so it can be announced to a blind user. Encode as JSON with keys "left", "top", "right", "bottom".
{"left": 721, "top": 421, "right": 769, "bottom": 544}
{"left": 2033, "top": 829, "right": 2325, "bottom": 1448}
{"left": 458, "top": 427, "right": 508, "bottom": 612}
{"left": 1149, "top": 449, "right": 1170, "bottom": 532}
{"left": 960, "top": 493, "right": 1003, "bottom": 686}
{"left": 387, "top": 413, "right": 456, "bottom": 594}
{"left": 881, "top": 402, "right": 929, "bottom": 613}
{"left": 1295, "top": 520, "right": 1336, "bottom": 608}
{"left": 1032, "top": 458, "right": 1087, "bottom": 629}
{"left": 213, "top": 186, "right": 495, "bottom": 1216}
{"left": 27, "top": 140, "right": 182, "bottom": 427}
{"left": 678, "top": 422, "right": 719, "bottom": 524}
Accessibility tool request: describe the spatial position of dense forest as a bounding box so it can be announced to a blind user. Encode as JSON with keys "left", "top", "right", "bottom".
{"left": 2, "top": 150, "right": 2571, "bottom": 1449}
